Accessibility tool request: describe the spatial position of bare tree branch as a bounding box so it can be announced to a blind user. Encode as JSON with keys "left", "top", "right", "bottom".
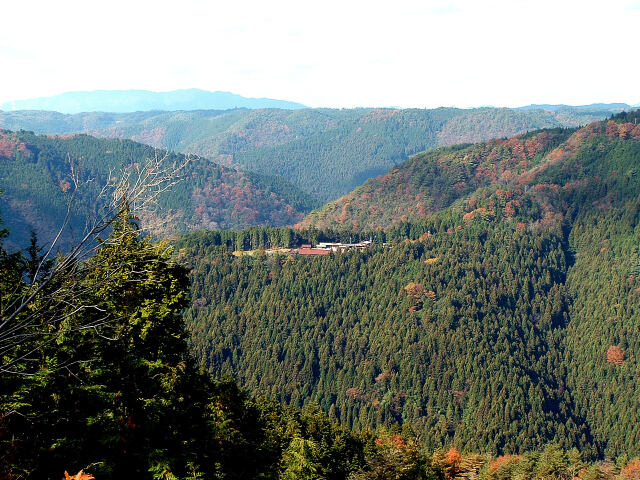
{"left": 0, "top": 150, "right": 190, "bottom": 369}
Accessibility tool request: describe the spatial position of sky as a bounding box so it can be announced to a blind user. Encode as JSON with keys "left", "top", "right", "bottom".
{"left": 1, "top": 0, "right": 639, "bottom": 109}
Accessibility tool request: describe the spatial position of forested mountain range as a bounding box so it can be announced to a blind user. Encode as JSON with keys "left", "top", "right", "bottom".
{"left": 0, "top": 105, "right": 625, "bottom": 202}
{"left": 517, "top": 103, "right": 632, "bottom": 112}
{"left": 0, "top": 129, "right": 318, "bottom": 248}
{"left": 0, "top": 88, "right": 306, "bottom": 113}
{"left": 3, "top": 112, "right": 640, "bottom": 478}
{"left": 175, "top": 111, "right": 640, "bottom": 459}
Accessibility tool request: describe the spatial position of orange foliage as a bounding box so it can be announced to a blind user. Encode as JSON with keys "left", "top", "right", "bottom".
{"left": 59, "top": 179, "right": 72, "bottom": 193}
{"left": 443, "top": 447, "right": 462, "bottom": 479}
{"left": 63, "top": 471, "right": 94, "bottom": 480}
{"left": 444, "top": 447, "right": 462, "bottom": 465}
{"left": 338, "top": 202, "right": 350, "bottom": 225}
{"left": 621, "top": 459, "right": 640, "bottom": 480}
{"left": 607, "top": 345, "right": 625, "bottom": 365}
{"left": 375, "top": 370, "right": 394, "bottom": 383}
{"left": 507, "top": 139, "right": 526, "bottom": 159}
{"left": 375, "top": 434, "right": 406, "bottom": 448}
{"left": 490, "top": 454, "right": 523, "bottom": 471}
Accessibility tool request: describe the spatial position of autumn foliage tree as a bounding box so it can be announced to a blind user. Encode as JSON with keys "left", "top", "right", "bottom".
{"left": 606, "top": 346, "right": 625, "bottom": 366}
{"left": 443, "top": 447, "right": 463, "bottom": 479}
{"left": 621, "top": 459, "right": 640, "bottom": 480}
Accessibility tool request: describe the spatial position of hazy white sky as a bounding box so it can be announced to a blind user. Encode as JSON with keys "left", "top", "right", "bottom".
{"left": 1, "top": 0, "right": 639, "bottom": 108}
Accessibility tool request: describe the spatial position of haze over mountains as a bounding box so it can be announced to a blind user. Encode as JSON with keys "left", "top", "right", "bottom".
{"left": 516, "top": 103, "right": 634, "bottom": 111}
{"left": 4, "top": 0, "right": 640, "bottom": 473}
{"left": 0, "top": 102, "right": 629, "bottom": 202}
{"left": 0, "top": 102, "right": 632, "bottom": 249}
{"left": 0, "top": 88, "right": 307, "bottom": 114}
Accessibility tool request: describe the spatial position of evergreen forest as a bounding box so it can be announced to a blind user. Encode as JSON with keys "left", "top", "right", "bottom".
{"left": 178, "top": 112, "right": 640, "bottom": 459}
{"left": 1, "top": 111, "right": 640, "bottom": 479}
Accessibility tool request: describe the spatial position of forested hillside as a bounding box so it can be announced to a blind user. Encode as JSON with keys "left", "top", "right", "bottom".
{"left": 300, "top": 113, "right": 640, "bottom": 230}
{"left": 176, "top": 112, "right": 640, "bottom": 458}
{"left": 0, "top": 130, "right": 318, "bottom": 247}
{"left": 0, "top": 105, "right": 622, "bottom": 201}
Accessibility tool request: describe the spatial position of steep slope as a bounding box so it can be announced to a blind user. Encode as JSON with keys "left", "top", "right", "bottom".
{"left": 0, "top": 106, "right": 621, "bottom": 202}
{"left": 0, "top": 88, "right": 306, "bottom": 113}
{"left": 300, "top": 113, "right": 640, "bottom": 231}
{"left": 177, "top": 111, "right": 640, "bottom": 457}
{"left": 0, "top": 130, "right": 318, "bottom": 248}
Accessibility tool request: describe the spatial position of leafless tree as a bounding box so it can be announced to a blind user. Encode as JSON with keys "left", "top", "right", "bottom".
{"left": 0, "top": 151, "right": 190, "bottom": 373}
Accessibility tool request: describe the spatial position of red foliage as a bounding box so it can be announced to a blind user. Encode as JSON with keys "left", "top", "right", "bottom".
{"left": 404, "top": 282, "right": 424, "bottom": 298}
{"left": 346, "top": 387, "right": 363, "bottom": 399}
{"left": 0, "top": 136, "right": 17, "bottom": 158}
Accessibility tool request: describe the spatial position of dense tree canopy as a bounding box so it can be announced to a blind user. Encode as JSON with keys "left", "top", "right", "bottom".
{"left": 177, "top": 112, "right": 640, "bottom": 460}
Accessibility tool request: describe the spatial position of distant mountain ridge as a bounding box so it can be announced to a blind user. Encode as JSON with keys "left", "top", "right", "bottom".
{"left": 517, "top": 102, "right": 631, "bottom": 111}
{"left": 0, "top": 106, "right": 624, "bottom": 202}
{"left": 0, "top": 89, "right": 307, "bottom": 114}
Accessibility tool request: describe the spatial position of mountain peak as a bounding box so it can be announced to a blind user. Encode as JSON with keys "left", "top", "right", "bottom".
{"left": 0, "top": 89, "right": 307, "bottom": 114}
